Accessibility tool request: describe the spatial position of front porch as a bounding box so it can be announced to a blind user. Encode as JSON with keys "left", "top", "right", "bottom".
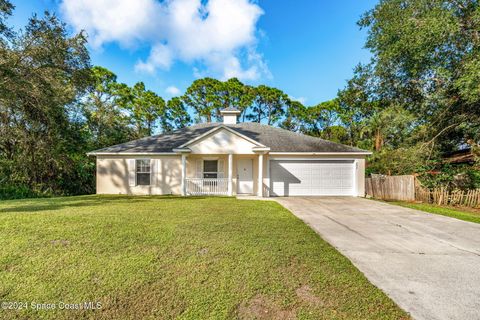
{"left": 185, "top": 178, "right": 229, "bottom": 196}
{"left": 179, "top": 153, "right": 268, "bottom": 197}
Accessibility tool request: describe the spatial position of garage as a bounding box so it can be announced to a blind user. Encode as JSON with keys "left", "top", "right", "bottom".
{"left": 269, "top": 160, "right": 355, "bottom": 196}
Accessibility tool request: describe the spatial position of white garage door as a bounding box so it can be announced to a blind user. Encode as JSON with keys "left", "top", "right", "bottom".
{"left": 269, "top": 160, "right": 355, "bottom": 196}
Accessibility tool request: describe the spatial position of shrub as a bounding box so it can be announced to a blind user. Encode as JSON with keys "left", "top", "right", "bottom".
{"left": 0, "top": 184, "right": 52, "bottom": 200}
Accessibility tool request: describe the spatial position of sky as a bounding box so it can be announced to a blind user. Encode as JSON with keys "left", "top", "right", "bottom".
{"left": 9, "top": 0, "right": 377, "bottom": 105}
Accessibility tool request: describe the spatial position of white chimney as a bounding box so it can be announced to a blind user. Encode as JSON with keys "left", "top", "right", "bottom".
{"left": 220, "top": 108, "right": 241, "bottom": 124}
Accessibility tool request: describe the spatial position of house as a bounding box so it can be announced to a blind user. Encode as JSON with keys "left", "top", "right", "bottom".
{"left": 443, "top": 148, "right": 476, "bottom": 165}
{"left": 87, "top": 108, "right": 371, "bottom": 197}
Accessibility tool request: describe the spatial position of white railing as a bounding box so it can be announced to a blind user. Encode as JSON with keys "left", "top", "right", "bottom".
{"left": 186, "top": 178, "right": 229, "bottom": 196}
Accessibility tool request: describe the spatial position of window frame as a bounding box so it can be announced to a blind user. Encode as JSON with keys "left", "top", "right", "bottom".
{"left": 203, "top": 160, "right": 218, "bottom": 179}
{"left": 135, "top": 159, "right": 151, "bottom": 186}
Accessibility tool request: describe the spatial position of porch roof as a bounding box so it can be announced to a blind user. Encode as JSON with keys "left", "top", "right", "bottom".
{"left": 88, "top": 122, "right": 369, "bottom": 155}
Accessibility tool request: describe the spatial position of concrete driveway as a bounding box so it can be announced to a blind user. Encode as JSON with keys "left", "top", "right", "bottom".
{"left": 275, "top": 197, "right": 480, "bottom": 320}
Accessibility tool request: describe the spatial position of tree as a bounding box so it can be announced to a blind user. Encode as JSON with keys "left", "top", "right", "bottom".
{"left": 248, "top": 85, "right": 290, "bottom": 125}
{"left": 166, "top": 97, "right": 191, "bottom": 130}
{"left": 360, "top": 105, "right": 417, "bottom": 152}
{"left": 127, "top": 82, "right": 167, "bottom": 137}
{"left": 126, "top": 82, "right": 190, "bottom": 135}
{"left": 182, "top": 78, "right": 223, "bottom": 122}
{"left": 280, "top": 100, "right": 307, "bottom": 132}
{"left": 217, "top": 78, "right": 255, "bottom": 121}
{"left": 81, "top": 66, "right": 134, "bottom": 148}
{"left": 336, "top": 64, "right": 376, "bottom": 146}
{"left": 303, "top": 100, "right": 340, "bottom": 139}
{"left": 0, "top": 0, "right": 13, "bottom": 39}
{"left": 359, "top": 0, "right": 480, "bottom": 151}
{"left": 0, "top": 9, "right": 92, "bottom": 195}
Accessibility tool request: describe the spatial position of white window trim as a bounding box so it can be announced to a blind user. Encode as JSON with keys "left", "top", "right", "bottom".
{"left": 194, "top": 157, "right": 225, "bottom": 179}
{"left": 203, "top": 159, "right": 219, "bottom": 179}
{"left": 135, "top": 159, "right": 152, "bottom": 186}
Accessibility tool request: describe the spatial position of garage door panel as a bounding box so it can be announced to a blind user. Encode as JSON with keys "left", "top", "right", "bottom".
{"left": 270, "top": 160, "right": 354, "bottom": 196}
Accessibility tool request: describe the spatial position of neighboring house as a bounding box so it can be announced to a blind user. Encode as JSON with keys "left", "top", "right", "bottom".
{"left": 443, "top": 148, "right": 476, "bottom": 165}
{"left": 87, "top": 108, "right": 371, "bottom": 197}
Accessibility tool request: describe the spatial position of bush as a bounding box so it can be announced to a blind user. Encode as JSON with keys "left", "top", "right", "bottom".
{"left": 366, "top": 145, "right": 433, "bottom": 176}
{"left": 419, "top": 164, "right": 480, "bottom": 190}
{"left": 0, "top": 184, "right": 52, "bottom": 200}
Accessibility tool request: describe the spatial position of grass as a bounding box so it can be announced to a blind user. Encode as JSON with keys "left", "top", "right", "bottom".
{"left": 0, "top": 195, "right": 408, "bottom": 319}
{"left": 390, "top": 201, "right": 480, "bottom": 224}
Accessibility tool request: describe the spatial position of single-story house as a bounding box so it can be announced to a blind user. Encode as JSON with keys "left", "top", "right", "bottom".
{"left": 87, "top": 108, "right": 371, "bottom": 197}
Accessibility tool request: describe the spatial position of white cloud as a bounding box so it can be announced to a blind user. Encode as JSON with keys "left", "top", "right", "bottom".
{"left": 60, "top": 0, "right": 269, "bottom": 81}
{"left": 289, "top": 96, "right": 307, "bottom": 104}
{"left": 60, "top": 0, "right": 160, "bottom": 48}
{"left": 165, "top": 86, "right": 181, "bottom": 96}
{"left": 135, "top": 43, "right": 173, "bottom": 73}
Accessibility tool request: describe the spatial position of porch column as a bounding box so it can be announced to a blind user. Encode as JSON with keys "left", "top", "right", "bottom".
{"left": 181, "top": 153, "right": 187, "bottom": 196}
{"left": 258, "top": 153, "right": 263, "bottom": 197}
{"left": 228, "top": 153, "right": 233, "bottom": 196}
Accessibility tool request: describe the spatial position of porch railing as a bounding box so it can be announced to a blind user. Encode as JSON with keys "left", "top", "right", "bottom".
{"left": 186, "top": 178, "right": 229, "bottom": 196}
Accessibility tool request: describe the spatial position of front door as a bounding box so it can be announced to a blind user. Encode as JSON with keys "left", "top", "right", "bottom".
{"left": 237, "top": 159, "right": 253, "bottom": 194}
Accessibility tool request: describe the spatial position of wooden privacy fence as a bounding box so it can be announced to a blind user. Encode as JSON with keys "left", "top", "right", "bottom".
{"left": 365, "top": 175, "right": 415, "bottom": 201}
{"left": 366, "top": 174, "right": 480, "bottom": 208}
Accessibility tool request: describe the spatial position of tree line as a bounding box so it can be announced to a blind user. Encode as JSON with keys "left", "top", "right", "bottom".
{"left": 1, "top": 0, "right": 479, "bottom": 199}
{"left": 334, "top": 0, "right": 480, "bottom": 189}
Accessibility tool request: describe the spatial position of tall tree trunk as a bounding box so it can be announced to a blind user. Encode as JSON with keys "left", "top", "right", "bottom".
{"left": 374, "top": 128, "right": 383, "bottom": 151}
{"left": 349, "top": 120, "right": 355, "bottom": 146}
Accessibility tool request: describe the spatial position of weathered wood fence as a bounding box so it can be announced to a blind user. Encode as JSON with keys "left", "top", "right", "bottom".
{"left": 365, "top": 175, "right": 415, "bottom": 201}
{"left": 416, "top": 184, "right": 480, "bottom": 207}
{"left": 366, "top": 174, "right": 480, "bottom": 208}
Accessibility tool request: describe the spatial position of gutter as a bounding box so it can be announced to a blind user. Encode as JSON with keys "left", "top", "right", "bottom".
{"left": 86, "top": 152, "right": 179, "bottom": 156}
{"left": 268, "top": 152, "right": 372, "bottom": 155}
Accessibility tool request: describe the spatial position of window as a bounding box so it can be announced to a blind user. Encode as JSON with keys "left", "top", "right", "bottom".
{"left": 203, "top": 160, "right": 218, "bottom": 179}
{"left": 136, "top": 159, "right": 151, "bottom": 185}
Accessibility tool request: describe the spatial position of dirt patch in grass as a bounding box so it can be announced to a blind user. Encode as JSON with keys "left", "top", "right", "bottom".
{"left": 295, "top": 285, "right": 324, "bottom": 306}
{"left": 237, "top": 294, "right": 296, "bottom": 320}
{"left": 98, "top": 282, "right": 188, "bottom": 320}
{"left": 50, "top": 239, "right": 70, "bottom": 246}
{"left": 197, "top": 247, "right": 209, "bottom": 255}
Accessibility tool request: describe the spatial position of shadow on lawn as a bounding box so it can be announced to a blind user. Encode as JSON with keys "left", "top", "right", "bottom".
{"left": 0, "top": 195, "right": 210, "bottom": 213}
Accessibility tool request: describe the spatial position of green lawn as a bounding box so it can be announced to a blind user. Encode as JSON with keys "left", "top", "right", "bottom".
{"left": 0, "top": 196, "right": 408, "bottom": 319}
{"left": 391, "top": 201, "right": 480, "bottom": 224}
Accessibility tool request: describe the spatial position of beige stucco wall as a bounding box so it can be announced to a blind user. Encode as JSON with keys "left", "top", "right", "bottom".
{"left": 96, "top": 155, "right": 182, "bottom": 195}
{"left": 95, "top": 153, "right": 367, "bottom": 197}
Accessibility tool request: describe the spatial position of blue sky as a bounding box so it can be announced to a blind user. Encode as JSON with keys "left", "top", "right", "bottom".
{"left": 10, "top": 0, "right": 376, "bottom": 105}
